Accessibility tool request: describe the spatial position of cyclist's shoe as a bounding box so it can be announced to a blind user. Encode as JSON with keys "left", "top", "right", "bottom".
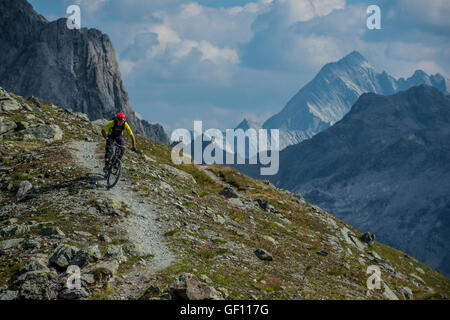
{"left": 103, "top": 162, "right": 109, "bottom": 173}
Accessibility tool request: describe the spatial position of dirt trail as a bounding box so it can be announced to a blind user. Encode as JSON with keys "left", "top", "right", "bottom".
{"left": 68, "top": 141, "right": 175, "bottom": 298}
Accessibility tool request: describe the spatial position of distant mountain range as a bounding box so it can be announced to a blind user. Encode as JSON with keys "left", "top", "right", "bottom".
{"left": 0, "top": 0, "right": 169, "bottom": 144}
{"left": 237, "top": 51, "right": 449, "bottom": 151}
{"left": 238, "top": 85, "right": 450, "bottom": 276}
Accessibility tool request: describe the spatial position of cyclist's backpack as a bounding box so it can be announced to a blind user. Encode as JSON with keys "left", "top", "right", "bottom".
{"left": 110, "top": 117, "right": 127, "bottom": 135}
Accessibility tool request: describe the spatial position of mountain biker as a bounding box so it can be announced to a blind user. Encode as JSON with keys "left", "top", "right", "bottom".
{"left": 101, "top": 112, "right": 136, "bottom": 173}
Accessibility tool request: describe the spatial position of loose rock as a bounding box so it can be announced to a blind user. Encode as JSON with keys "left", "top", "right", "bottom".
{"left": 170, "top": 273, "right": 222, "bottom": 300}
{"left": 49, "top": 244, "right": 79, "bottom": 270}
{"left": 254, "top": 248, "right": 273, "bottom": 261}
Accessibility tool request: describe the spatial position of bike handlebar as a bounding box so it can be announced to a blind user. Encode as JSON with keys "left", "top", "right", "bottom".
{"left": 113, "top": 142, "right": 125, "bottom": 149}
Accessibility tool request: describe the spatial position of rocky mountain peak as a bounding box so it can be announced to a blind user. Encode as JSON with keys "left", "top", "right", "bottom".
{"left": 338, "top": 50, "right": 370, "bottom": 67}
{"left": 235, "top": 118, "right": 262, "bottom": 131}
{"left": 260, "top": 51, "right": 449, "bottom": 150}
{"left": 0, "top": 0, "right": 169, "bottom": 145}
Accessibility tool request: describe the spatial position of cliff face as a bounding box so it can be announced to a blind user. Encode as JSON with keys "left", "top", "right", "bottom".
{"left": 0, "top": 0, "right": 169, "bottom": 144}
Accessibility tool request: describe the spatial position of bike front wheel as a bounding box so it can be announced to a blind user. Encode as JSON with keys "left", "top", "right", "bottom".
{"left": 106, "top": 160, "right": 122, "bottom": 189}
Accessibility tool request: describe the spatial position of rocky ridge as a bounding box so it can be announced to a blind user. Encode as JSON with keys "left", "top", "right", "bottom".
{"left": 266, "top": 85, "right": 450, "bottom": 277}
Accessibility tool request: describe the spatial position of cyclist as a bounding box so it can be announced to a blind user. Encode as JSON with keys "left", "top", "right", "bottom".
{"left": 101, "top": 112, "right": 136, "bottom": 173}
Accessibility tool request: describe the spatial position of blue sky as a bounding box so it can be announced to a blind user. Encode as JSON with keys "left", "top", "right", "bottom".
{"left": 28, "top": 0, "right": 450, "bottom": 132}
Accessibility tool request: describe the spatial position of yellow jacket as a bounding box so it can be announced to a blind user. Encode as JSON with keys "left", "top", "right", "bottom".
{"left": 103, "top": 120, "right": 133, "bottom": 136}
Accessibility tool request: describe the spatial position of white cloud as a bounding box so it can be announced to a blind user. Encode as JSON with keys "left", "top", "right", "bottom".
{"left": 148, "top": 25, "right": 181, "bottom": 47}
{"left": 119, "top": 59, "right": 135, "bottom": 78}
{"left": 73, "top": 0, "right": 109, "bottom": 13}
{"left": 71, "top": 0, "right": 449, "bottom": 130}
{"left": 180, "top": 2, "right": 203, "bottom": 18}
{"left": 198, "top": 41, "right": 239, "bottom": 64}
{"left": 277, "top": 0, "right": 346, "bottom": 24}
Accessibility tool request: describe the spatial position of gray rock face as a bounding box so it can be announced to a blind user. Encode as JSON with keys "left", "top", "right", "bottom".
{"left": 0, "top": 0, "right": 169, "bottom": 145}
{"left": 270, "top": 85, "right": 450, "bottom": 277}
{"left": 262, "top": 51, "right": 450, "bottom": 150}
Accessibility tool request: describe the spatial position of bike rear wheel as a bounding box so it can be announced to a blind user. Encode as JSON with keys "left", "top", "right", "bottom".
{"left": 106, "top": 160, "right": 122, "bottom": 188}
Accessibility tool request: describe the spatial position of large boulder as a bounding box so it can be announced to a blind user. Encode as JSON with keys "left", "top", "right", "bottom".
{"left": 16, "top": 181, "right": 33, "bottom": 199}
{"left": 70, "top": 245, "right": 102, "bottom": 268}
{"left": 49, "top": 244, "right": 79, "bottom": 270}
{"left": 254, "top": 248, "right": 273, "bottom": 261}
{"left": 340, "top": 227, "right": 367, "bottom": 251}
{"left": 0, "top": 96, "right": 22, "bottom": 112}
{"left": 14, "top": 270, "right": 61, "bottom": 300}
{"left": 0, "top": 116, "right": 17, "bottom": 134}
{"left": 122, "top": 243, "right": 144, "bottom": 257}
{"left": 360, "top": 232, "right": 376, "bottom": 246}
{"left": 40, "top": 225, "right": 65, "bottom": 237}
{"left": 219, "top": 187, "right": 239, "bottom": 199}
{"left": 28, "top": 96, "right": 43, "bottom": 108}
{"left": 382, "top": 282, "right": 399, "bottom": 300}
{"left": 20, "top": 124, "right": 63, "bottom": 143}
{"left": 401, "top": 286, "right": 413, "bottom": 300}
{"left": 103, "top": 245, "right": 127, "bottom": 263}
{"left": 15, "top": 257, "right": 50, "bottom": 281}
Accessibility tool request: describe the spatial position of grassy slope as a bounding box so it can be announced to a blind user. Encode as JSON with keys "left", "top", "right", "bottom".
{"left": 0, "top": 91, "right": 449, "bottom": 300}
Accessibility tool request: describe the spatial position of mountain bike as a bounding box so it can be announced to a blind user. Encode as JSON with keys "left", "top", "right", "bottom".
{"left": 104, "top": 142, "right": 125, "bottom": 189}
